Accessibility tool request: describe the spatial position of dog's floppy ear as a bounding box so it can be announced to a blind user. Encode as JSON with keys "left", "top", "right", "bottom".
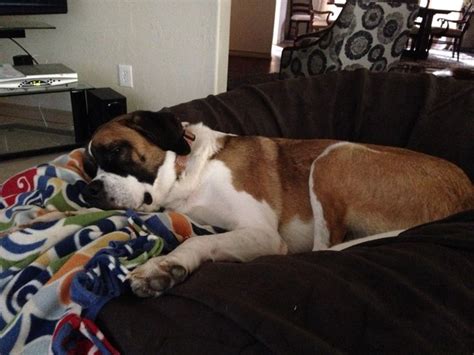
{"left": 125, "top": 111, "right": 191, "bottom": 155}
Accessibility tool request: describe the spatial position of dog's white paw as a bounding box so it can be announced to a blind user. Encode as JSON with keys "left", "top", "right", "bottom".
{"left": 129, "top": 256, "right": 188, "bottom": 297}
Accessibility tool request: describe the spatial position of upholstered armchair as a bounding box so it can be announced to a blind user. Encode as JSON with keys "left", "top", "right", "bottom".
{"left": 280, "top": 0, "right": 420, "bottom": 79}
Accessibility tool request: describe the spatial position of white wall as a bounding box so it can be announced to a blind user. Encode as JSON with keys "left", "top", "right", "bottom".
{"left": 0, "top": 0, "right": 230, "bottom": 111}
{"left": 230, "top": 0, "right": 276, "bottom": 57}
{"left": 429, "top": 0, "right": 464, "bottom": 22}
{"left": 273, "top": 0, "right": 287, "bottom": 44}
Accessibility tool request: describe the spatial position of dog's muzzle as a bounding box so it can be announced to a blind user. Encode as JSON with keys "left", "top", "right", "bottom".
{"left": 82, "top": 179, "right": 155, "bottom": 210}
{"left": 82, "top": 180, "right": 108, "bottom": 208}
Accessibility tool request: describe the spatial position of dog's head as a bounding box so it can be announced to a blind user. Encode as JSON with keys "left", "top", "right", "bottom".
{"left": 82, "top": 110, "right": 191, "bottom": 211}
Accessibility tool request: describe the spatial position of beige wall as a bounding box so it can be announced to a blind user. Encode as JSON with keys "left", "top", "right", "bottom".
{"left": 0, "top": 0, "right": 230, "bottom": 111}
{"left": 230, "top": 0, "right": 276, "bottom": 57}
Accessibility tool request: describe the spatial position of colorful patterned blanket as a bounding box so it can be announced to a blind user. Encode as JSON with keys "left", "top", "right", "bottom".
{"left": 0, "top": 149, "right": 222, "bottom": 354}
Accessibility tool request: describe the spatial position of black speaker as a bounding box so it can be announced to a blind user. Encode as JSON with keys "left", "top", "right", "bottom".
{"left": 87, "top": 88, "right": 127, "bottom": 136}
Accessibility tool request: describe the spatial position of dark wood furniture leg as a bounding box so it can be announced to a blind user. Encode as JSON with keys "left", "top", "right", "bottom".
{"left": 70, "top": 89, "right": 89, "bottom": 144}
{"left": 414, "top": 11, "right": 435, "bottom": 59}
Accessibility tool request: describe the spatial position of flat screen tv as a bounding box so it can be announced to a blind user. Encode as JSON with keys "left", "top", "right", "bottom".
{"left": 0, "top": 1, "right": 67, "bottom": 16}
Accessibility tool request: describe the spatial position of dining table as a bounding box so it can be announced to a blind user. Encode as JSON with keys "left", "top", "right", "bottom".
{"left": 409, "top": 6, "right": 452, "bottom": 60}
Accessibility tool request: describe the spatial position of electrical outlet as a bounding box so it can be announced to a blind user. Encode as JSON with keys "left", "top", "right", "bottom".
{"left": 118, "top": 64, "right": 133, "bottom": 88}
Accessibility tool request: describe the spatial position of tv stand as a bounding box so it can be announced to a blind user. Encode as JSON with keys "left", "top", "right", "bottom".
{"left": 0, "top": 20, "right": 55, "bottom": 38}
{"left": 0, "top": 83, "right": 91, "bottom": 160}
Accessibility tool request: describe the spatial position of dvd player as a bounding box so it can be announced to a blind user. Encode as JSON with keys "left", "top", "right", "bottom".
{"left": 0, "top": 63, "right": 78, "bottom": 89}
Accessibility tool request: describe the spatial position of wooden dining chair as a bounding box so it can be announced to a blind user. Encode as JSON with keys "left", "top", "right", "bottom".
{"left": 312, "top": 10, "right": 335, "bottom": 32}
{"left": 292, "top": 10, "right": 335, "bottom": 47}
{"left": 287, "top": 0, "right": 314, "bottom": 39}
{"left": 419, "top": 0, "right": 430, "bottom": 8}
{"left": 429, "top": 3, "right": 473, "bottom": 61}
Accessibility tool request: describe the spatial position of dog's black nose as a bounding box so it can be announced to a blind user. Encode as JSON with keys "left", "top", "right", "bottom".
{"left": 85, "top": 180, "right": 103, "bottom": 197}
{"left": 82, "top": 180, "right": 105, "bottom": 204}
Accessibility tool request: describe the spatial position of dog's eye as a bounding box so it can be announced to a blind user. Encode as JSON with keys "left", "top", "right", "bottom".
{"left": 110, "top": 146, "right": 122, "bottom": 155}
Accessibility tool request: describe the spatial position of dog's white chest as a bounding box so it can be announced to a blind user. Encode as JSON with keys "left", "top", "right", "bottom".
{"left": 169, "top": 160, "right": 278, "bottom": 232}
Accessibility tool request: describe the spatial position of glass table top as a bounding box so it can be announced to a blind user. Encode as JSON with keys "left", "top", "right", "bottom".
{"left": 0, "top": 82, "right": 92, "bottom": 97}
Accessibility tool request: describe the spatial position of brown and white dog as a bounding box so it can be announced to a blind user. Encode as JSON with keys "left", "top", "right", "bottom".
{"left": 82, "top": 111, "right": 473, "bottom": 297}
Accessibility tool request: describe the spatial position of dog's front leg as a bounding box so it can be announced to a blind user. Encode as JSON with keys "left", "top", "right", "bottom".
{"left": 129, "top": 227, "right": 288, "bottom": 297}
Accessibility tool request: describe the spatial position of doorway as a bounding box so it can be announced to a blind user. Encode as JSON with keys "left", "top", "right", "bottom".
{"left": 227, "top": 0, "right": 280, "bottom": 89}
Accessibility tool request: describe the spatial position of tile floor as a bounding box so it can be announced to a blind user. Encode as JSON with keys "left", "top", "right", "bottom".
{"left": 0, "top": 102, "right": 75, "bottom": 184}
{"left": 0, "top": 126, "right": 74, "bottom": 155}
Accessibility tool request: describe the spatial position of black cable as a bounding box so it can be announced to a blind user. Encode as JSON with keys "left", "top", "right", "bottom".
{"left": 8, "top": 38, "right": 39, "bottom": 65}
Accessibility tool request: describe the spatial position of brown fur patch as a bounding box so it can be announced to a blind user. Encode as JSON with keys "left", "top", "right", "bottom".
{"left": 311, "top": 143, "right": 473, "bottom": 245}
